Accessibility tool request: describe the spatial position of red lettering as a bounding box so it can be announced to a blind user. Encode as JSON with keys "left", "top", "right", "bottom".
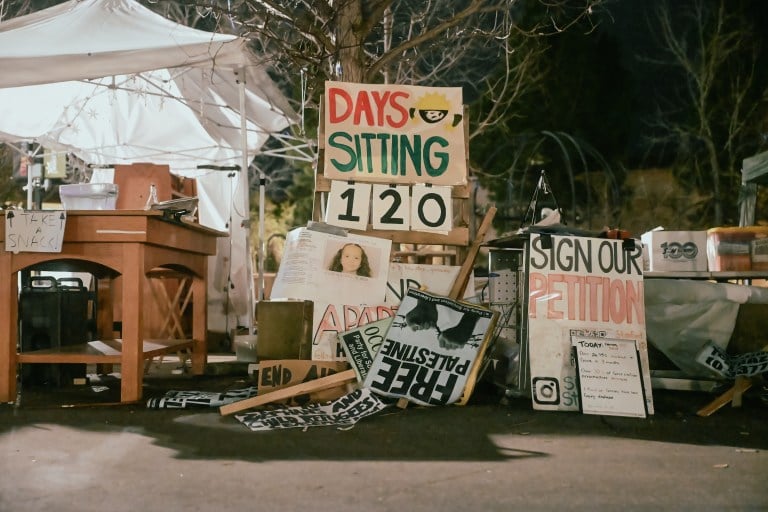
{"left": 370, "top": 91, "right": 391, "bottom": 126}
{"left": 353, "top": 90, "right": 375, "bottom": 126}
{"left": 546, "top": 274, "right": 564, "bottom": 320}
{"left": 316, "top": 304, "right": 342, "bottom": 334}
{"left": 329, "top": 87, "right": 411, "bottom": 128}
{"left": 328, "top": 87, "right": 353, "bottom": 123}
{"left": 387, "top": 91, "right": 409, "bottom": 128}
{"left": 528, "top": 272, "right": 547, "bottom": 318}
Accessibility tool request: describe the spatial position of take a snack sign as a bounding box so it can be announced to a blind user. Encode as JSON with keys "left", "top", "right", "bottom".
{"left": 323, "top": 81, "right": 467, "bottom": 186}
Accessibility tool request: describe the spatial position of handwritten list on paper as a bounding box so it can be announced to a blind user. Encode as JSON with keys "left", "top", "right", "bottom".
{"left": 4, "top": 210, "right": 66, "bottom": 253}
{"left": 572, "top": 336, "right": 647, "bottom": 418}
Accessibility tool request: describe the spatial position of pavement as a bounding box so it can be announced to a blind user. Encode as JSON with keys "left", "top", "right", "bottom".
{"left": 1, "top": 359, "right": 767, "bottom": 512}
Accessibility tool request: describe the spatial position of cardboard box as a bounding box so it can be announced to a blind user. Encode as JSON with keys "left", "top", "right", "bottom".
{"left": 641, "top": 230, "right": 708, "bottom": 272}
{"left": 255, "top": 300, "right": 313, "bottom": 360}
{"left": 707, "top": 226, "right": 768, "bottom": 271}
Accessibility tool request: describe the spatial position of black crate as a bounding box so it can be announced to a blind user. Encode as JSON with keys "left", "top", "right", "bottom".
{"left": 19, "top": 275, "right": 91, "bottom": 387}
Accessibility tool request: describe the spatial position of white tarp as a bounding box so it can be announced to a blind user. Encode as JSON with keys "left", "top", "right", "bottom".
{"left": 0, "top": 0, "right": 298, "bottom": 332}
{"left": 644, "top": 278, "right": 768, "bottom": 376}
{"left": 0, "top": 0, "right": 295, "bottom": 172}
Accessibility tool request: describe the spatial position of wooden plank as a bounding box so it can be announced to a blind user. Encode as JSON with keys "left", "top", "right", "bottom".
{"left": 17, "top": 338, "right": 194, "bottom": 364}
{"left": 449, "top": 206, "right": 497, "bottom": 300}
{"left": 348, "top": 226, "right": 469, "bottom": 246}
{"left": 220, "top": 368, "right": 357, "bottom": 416}
{"left": 696, "top": 377, "right": 753, "bottom": 417}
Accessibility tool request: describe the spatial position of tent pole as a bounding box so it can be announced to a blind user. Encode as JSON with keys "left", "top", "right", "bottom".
{"left": 239, "top": 68, "right": 256, "bottom": 334}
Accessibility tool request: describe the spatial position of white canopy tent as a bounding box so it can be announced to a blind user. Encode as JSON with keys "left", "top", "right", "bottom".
{"left": 0, "top": 0, "right": 299, "bottom": 335}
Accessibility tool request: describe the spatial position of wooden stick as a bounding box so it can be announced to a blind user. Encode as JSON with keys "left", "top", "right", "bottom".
{"left": 449, "top": 206, "right": 497, "bottom": 300}
{"left": 696, "top": 377, "right": 753, "bottom": 417}
{"left": 220, "top": 369, "right": 356, "bottom": 416}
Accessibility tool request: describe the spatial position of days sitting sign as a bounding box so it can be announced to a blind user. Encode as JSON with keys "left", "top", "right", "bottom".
{"left": 4, "top": 210, "right": 66, "bottom": 253}
{"left": 323, "top": 81, "right": 467, "bottom": 186}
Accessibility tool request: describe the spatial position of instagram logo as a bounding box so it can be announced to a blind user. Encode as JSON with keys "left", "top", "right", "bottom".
{"left": 532, "top": 377, "right": 560, "bottom": 405}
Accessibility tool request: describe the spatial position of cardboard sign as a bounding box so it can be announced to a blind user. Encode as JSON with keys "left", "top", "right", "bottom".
{"left": 371, "top": 184, "right": 410, "bottom": 231}
{"left": 385, "top": 262, "right": 474, "bottom": 304}
{"left": 312, "top": 302, "right": 398, "bottom": 361}
{"left": 572, "top": 336, "right": 647, "bottom": 418}
{"left": 410, "top": 184, "right": 452, "bottom": 234}
{"left": 527, "top": 234, "right": 654, "bottom": 414}
{"left": 323, "top": 81, "right": 467, "bottom": 186}
{"left": 339, "top": 317, "right": 392, "bottom": 382}
{"left": 325, "top": 180, "right": 371, "bottom": 230}
{"left": 4, "top": 210, "right": 66, "bottom": 253}
{"left": 363, "top": 289, "right": 497, "bottom": 406}
{"left": 257, "top": 360, "right": 351, "bottom": 406}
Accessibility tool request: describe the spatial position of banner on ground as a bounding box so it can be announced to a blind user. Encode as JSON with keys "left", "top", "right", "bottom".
{"left": 235, "top": 388, "right": 391, "bottom": 431}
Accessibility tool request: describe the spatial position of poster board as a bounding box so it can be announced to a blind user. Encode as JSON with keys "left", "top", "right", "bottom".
{"left": 312, "top": 302, "right": 397, "bottom": 361}
{"left": 4, "top": 210, "right": 66, "bottom": 253}
{"left": 270, "top": 227, "right": 392, "bottom": 305}
{"left": 257, "top": 360, "right": 351, "bottom": 406}
{"left": 572, "top": 336, "right": 647, "bottom": 418}
{"left": 385, "top": 262, "right": 475, "bottom": 304}
{"left": 363, "top": 288, "right": 498, "bottom": 406}
{"left": 338, "top": 317, "right": 392, "bottom": 382}
{"left": 526, "top": 233, "right": 654, "bottom": 415}
{"left": 314, "top": 81, "right": 472, "bottom": 257}
{"left": 323, "top": 81, "right": 467, "bottom": 186}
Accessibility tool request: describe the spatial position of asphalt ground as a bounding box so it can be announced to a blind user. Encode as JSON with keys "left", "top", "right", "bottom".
{"left": 1, "top": 365, "right": 767, "bottom": 512}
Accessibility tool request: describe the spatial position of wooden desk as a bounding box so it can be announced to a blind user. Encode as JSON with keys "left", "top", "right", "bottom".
{"left": 0, "top": 211, "right": 225, "bottom": 403}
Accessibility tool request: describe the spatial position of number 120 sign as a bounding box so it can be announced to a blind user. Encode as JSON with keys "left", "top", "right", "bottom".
{"left": 325, "top": 181, "right": 452, "bottom": 233}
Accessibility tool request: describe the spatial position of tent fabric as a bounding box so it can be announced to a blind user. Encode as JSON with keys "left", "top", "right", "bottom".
{"left": 0, "top": 0, "right": 298, "bottom": 331}
{"left": 0, "top": 0, "right": 297, "bottom": 173}
{"left": 0, "top": 0, "right": 248, "bottom": 88}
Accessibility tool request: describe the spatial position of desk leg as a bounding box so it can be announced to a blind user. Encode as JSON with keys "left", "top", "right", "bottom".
{"left": 190, "top": 272, "right": 207, "bottom": 375}
{"left": 120, "top": 244, "right": 145, "bottom": 403}
{"left": 0, "top": 261, "right": 16, "bottom": 402}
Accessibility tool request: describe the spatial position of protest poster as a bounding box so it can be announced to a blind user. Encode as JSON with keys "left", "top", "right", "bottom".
{"left": 235, "top": 388, "right": 391, "bottom": 431}
{"left": 257, "top": 360, "right": 352, "bottom": 406}
{"left": 4, "top": 210, "right": 66, "bottom": 253}
{"left": 526, "top": 233, "right": 654, "bottom": 415}
{"left": 323, "top": 81, "right": 467, "bottom": 186}
{"left": 146, "top": 386, "right": 258, "bottom": 409}
{"left": 385, "top": 262, "right": 475, "bottom": 305}
{"left": 338, "top": 317, "right": 392, "bottom": 382}
{"left": 572, "top": 336, "right": 647, "bottom": 418}
{"left": 312, "top": 302, "right": 398, "bottom": 361}
{"left": 696, "top": 341, "right": 768, "bottom": 379}
{"left": 363, "top": 288, "right": 498, "bottom": 406}
{"left": 270, "top": 226, "right": 392, "bottom": 305}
